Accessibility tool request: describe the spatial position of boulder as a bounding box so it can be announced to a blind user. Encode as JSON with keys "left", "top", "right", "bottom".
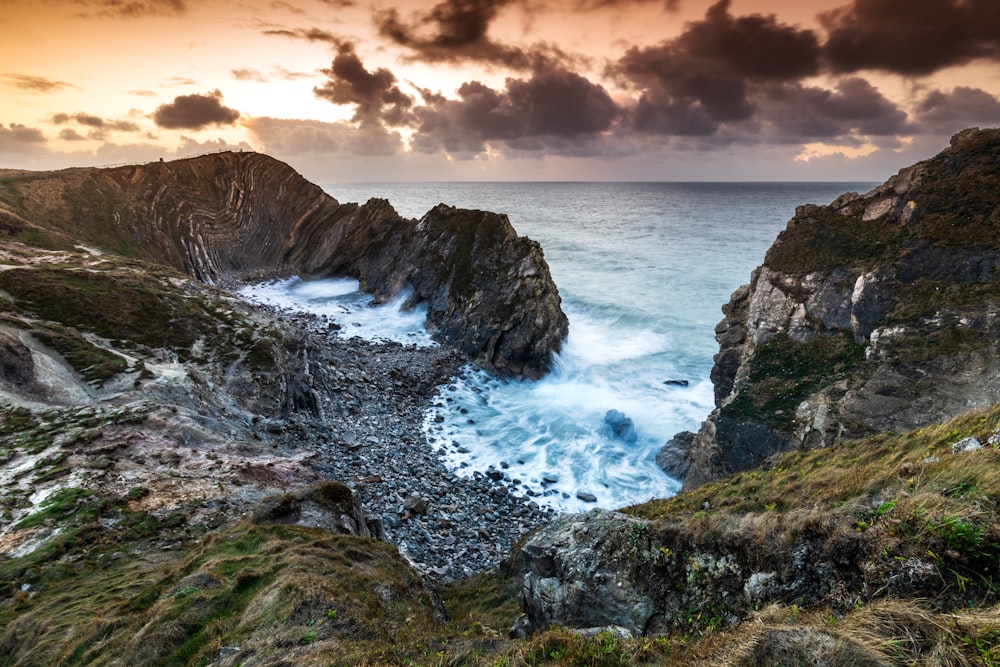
{"left": 519, "top": 509, "right": 658, "bottom": 636}
{"left": 0, "top": 331, "right": 34, "bottom": 388}
{"left": 603, "top": 409, "right": 637, "bottom": 444}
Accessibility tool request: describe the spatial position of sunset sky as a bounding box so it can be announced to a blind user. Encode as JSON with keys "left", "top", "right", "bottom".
{"left": 2, "top": 0, "right": 999, "bottom": 182}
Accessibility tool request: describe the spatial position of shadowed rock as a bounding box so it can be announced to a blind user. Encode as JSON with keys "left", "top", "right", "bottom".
{"left": 0, "top": 153, "right": 567, "bottom": 378}
{"left": 674, "top": 127, "right": 1000, "bottom": 489}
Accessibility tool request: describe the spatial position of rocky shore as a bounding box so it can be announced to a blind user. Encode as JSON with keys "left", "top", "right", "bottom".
{"left": 266, "top": 308, "right": 557, "bottom": 582}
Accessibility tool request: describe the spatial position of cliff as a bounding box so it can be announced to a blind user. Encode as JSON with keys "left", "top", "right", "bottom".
{"left": 0, "top": 152, "right": 566, "bottom": 378}
{"left": 679, "top": 128, "right": 1000, "bottom": 488}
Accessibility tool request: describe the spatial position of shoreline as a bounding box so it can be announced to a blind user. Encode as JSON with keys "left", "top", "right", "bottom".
{"left": 256, "top": 306, "right": 558, "bottom": 582}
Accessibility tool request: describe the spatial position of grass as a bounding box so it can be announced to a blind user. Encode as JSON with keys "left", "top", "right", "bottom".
{"left": 720, "top": 332, "right": 867, "bottom": 430}
{"left": 2, "top": 403, "right": 999, "bottom": 665}
{"left": 30, "top": 323, "right": 129, "bottom": 384}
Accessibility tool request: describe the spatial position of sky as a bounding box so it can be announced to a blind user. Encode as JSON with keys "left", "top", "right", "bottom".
{"left": 1, "top": 0, "right": 999, "bottom": 182}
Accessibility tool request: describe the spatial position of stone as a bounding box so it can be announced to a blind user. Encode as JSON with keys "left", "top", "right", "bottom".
{"left": 3, "top": 152, "right": 568, "bottom": 380}
{"left": 656, "top": 431, "right": 694, "bottom": 480}
{"left": 0, "top": 331, "right": 35, "bottom": 387}
{"left": 519, "top": 509, "right": 658, "bottom": 636}
{"left": 603, "top": 409, "right": 637, "bottom": 444}
{"left": 951, "top": 436, "right": 982, "bottom": 453}
{"left": 403, "top": 495, "right": 428, "bottom": 516}
{"left": 576, "top": 491, "right": 597, "bottom": 503}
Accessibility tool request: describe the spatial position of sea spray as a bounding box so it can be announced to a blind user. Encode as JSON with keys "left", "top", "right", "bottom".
{"left": 240, "top": 182, "right": 877, "bottom": 513}
{"left": 237, "top": 277, "right": 434, "bottom": 346}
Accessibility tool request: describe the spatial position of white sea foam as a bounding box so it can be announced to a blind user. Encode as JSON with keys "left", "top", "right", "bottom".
{"left": 246, "top": 182, "right": 876, "bottom": 513}
{"left": 236, "top": 277, "right": 435, "bottom": 346}
{"left": 422, "top": 310, "right": 701, "bottom": 513}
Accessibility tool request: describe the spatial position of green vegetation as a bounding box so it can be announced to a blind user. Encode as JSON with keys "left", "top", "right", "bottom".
{"left": 764, "top": 208, "right": 896, "bottom": 274}
{"left": 721, "top": 332, "right": 866, "bottom": 430}
{"left": 0, "top": 255, "right": 281, "bottom": 372}
{"left": 2, "top": 402, "right": 999, "bottom": 665}
{"left": 30, "top": 323, "right": 129, "bottom": 384}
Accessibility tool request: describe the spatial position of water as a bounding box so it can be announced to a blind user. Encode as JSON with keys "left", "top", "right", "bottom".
{"left": 241, "top": 182, "right": 875, "bottom": 512}
{"left": 236, "top": 276, "right": 434, "bottom": 345}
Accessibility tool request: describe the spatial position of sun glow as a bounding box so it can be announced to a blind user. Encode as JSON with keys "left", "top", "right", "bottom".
{"left": 794, "top": 141, "right": 880, "bottom": 163}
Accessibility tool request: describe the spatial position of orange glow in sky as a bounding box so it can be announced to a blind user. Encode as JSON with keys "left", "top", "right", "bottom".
{"left": 1, "top": 0, "right": 999, "bottom": 181}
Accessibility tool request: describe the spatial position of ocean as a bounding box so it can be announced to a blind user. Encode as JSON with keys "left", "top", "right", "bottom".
{"left": 239, "top": 182, "right": 875, "bottom": 512}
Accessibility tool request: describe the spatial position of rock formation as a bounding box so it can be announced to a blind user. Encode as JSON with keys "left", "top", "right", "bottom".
{"left": 0, "top": 152, "right": 567, "bottom": 378}
{"left": 677, "top": 127, "right": 1000, "bottom": 488}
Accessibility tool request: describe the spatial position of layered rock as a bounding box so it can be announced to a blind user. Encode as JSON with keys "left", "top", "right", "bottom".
{"left": 679, "top": 128, "right": 1000, "bottom": 488}
{"left": 0, "top": 153, "right": 566, "bottom": 378}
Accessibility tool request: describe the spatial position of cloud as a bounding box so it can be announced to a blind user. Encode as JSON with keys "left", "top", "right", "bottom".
{"left": 572, "top": 0, "right": 679, "bottom": 9}
{"left": 129, "top": 89, "right": 158, "bottom": 97}
{"left": 313, "top": 42, "right": 415, "bottom": 126}
{"left": 242, "top": 116, "right": 403, "bottom": 156}
{"left": 913, "top": 86, "right": 1000, "bottom": 131}
{"left": 163, "top": 76, "right": 198, "bottom": 87}
{"left": 604, "top": 0, "right": 912, "bottom": 147}
{"left": 375, "top": 0, "right": 536, "bottom": 68}
{"left": 754, "top": 78, "right": 910, "bottom": 140}
{"left": 613, "top": 0, "right": 821, "bottom": 130}
{"left": 821, "top": 0, "right": 1000, "bottom": 76}
{"left": 153, "top": 90, "right": 241, "bottom": 129}
{"left": 59, "top": 128, "right": 88, "bottom": 141}
{"left": 0, "top": 123, "right": 47, "bottom": 153}
{"left": 232, "top": 68, "right": 268, "bottom": 82}
{"left": 232, "top": 67, "right": 312, "bottom": 83}
{"left": 262, "top": 27, "right": 339, "bottom": 43}
{"left": 51, "top": 111, "right": 143, "bottom": 140}
{"left": 411, "top": 64, "right": 619, "bottom": 157}
{"left": 3, "top": 73, "right": 77, "bottom": 93}
{"left": 72, "top": 0, "right": 186, "bottom": 18}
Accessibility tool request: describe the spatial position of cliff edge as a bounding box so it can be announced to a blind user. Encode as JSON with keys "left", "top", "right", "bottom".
{"left": 0, "top": 152, "right": 567, "bottom": 378}
{"left": 679, "top": 127, "right": 1000, "bottom": 488}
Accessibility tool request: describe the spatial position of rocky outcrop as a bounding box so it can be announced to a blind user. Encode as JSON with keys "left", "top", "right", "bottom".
{"left": 0, "top": 153, "right": 566, "bottom": 378}
{"left": 680, "top": 127, "right": 1000, "bottom": 489}
{"left": 251, "top": 481, "right": 385, "bottom": 540}
{"left": 298, "top": 201, "right": 568, "bottom": 379}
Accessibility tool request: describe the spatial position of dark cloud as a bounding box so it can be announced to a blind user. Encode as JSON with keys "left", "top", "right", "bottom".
{"left": 606, "top": 0, "right": 912, "bottom": 144}
{"left": 243, "top": 117, "right": 403, "bottom": 156}
{"left": 3, "top": 73, "right": 77, "bottom": 93}
{"left": 153, "top": 90, "right": 241, "bottom": 130}
{"left": 262, "top": 27, "right": 339, "bottom": 43}
{"left": 755, "top": 78, "right": 909, "bottom": 139}
{"left": 59, "top": 128, "right": 87, "bottom": 141}
{"left": 375, "top": 0, "right": 535, "bottom": 68}
{"left": 614, "top": 0, "right": 821, "bottom": 129}
{"left": 821, "top": 0, "right": 1000, "bottom": 76}
{"left": 73, "top": 0, "right": 186, "bottom": 18}
{"left": 313, "top": 43, "right": 414, "bottom": 126}
{"left": 572, "top": 0, "right": 678, "bottom": 9}
{"left": 411, "top": 65, "right": 619, "bottom": 156}
{"left": 0, "top": 123, "right": 46, "bottom": 152}
{"left": 914, "top": 86, "right": 1000, "bottom": 130}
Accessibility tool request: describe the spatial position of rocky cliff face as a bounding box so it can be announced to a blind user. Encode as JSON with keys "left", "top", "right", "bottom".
{"left": 0, "top": 152, "right": 566, "bottom": 378}
{"left": 681, "top": 127, "right": 1000, "bottom": 488}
